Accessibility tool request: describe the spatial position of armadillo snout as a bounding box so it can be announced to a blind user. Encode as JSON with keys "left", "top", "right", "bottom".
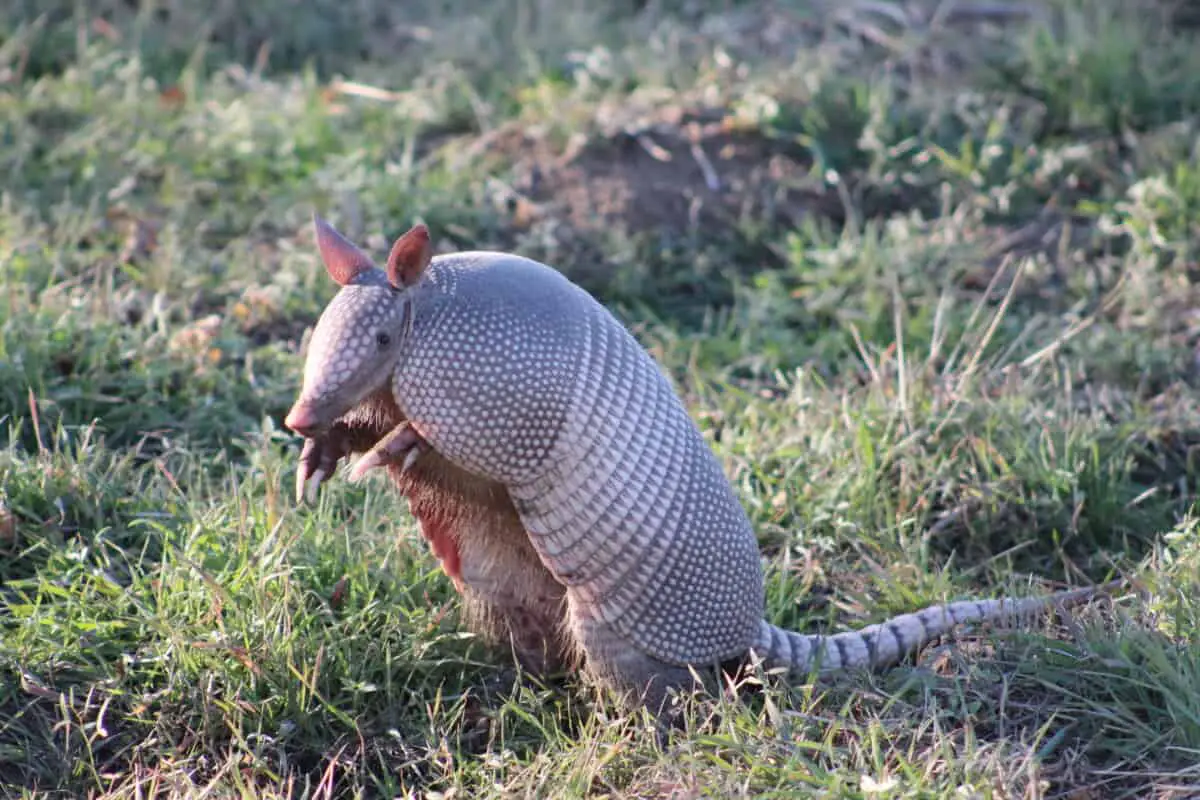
{"left": 284, "top": 402, "right": 323, "bottom": 437}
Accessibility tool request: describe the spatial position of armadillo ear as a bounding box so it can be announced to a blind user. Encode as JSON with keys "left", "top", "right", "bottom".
{"left": 386, "top": 223, "right": 433, "bottom": 289}
{"left": 313, "top": 213, "right": 374, "bottom": 286}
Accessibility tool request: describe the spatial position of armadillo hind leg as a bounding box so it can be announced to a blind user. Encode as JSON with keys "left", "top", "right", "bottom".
{"left": 570, "top": 613, "right": 707, "bottom": 716}
{"left": 566, "top": 597, "right": 743, "bottom": 720}
{"left": 455, "top": 512, "right": 574, "bottom": 677}
{"left": 387, "top": 451, "right": 575, "bottom": 678}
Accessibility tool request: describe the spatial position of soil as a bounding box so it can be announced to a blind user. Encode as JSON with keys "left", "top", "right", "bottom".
{"left": 498, "top": 112, "right": 836, "bottom": 238}
{"left": 422, "top": 105, "right": 861, "bottom": 295}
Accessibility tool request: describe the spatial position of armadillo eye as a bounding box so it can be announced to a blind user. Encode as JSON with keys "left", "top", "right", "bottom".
{"left": 376, "top": 332, "right": 391, "bottom": 348}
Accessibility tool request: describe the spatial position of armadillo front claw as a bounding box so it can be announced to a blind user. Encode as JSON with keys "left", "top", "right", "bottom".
{"left": 295, "top": 462, "right": 307, "bottom": 504}
{"left": 295, "top": 455, "right": 328, "bottom": 505}
{"left": 348, "top": 422, "right": 429, "bottom": 483}
{"left": 348, "top": 451, "right": 385, "bottom": 483}
{"left": 304, "top": 468, "right": 325, "bottom": 504}
{"left": 401, "top": 445, "right": 425, "bottom": 474}
{"left": 294, "top": 433, "right": 346, "bottom": 505}
{"left": 295, "top": 439, "right": 320, "bottom": 505}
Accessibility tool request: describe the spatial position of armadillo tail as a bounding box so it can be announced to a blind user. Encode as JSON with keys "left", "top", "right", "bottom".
{"left": 750, "top": 580, "right": 1123, "bottom": 678}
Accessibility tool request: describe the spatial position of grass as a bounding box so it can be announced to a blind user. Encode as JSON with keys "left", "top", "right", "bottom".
{"left": 3, "top": 0, "right": 1200, "bottom": 796}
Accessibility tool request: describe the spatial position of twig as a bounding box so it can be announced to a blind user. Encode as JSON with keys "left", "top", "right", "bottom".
{"left": 329, "top": 79, "right": 404, "bottom": 103}
{"left": 1018, "top": 272, "right": 1129, "bottom": 369}
{"left": 689, "top": 141, "right": 721, "bottom": 191}
{"left": 27, "top": 387, "right": 44, "bottom": 455}
{"left": 635, "top": 133, "right": 673, "bottom": 162}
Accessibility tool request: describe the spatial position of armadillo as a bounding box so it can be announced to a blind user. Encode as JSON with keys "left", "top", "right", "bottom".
{"left": 284, "top": 214, "right": 1120, "bottom": 713}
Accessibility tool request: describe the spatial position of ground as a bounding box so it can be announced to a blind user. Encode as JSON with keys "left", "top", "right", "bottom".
{"left": 2, "top": 0, "right": 1200, "bottom": 797}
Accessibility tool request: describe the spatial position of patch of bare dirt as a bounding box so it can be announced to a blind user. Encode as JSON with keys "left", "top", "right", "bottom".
{"left": 489, "top": 109, "right": 837, "bottom": 242}
{"left": 414, "top": 101, "right": 941, "bottom": 302}
{"left": 422, "top": 106, "right": 883, "bottom": 299}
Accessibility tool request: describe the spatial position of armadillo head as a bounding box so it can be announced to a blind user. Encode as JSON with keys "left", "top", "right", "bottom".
{"left": 284, "top": 214, "right": 433, "bottom": 437}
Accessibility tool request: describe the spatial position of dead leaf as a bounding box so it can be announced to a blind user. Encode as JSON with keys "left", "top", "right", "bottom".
{"left": 330, "top": 575, "right": 349, "bottom": 610}
{"left": 0, "top": 500, "right": 15, "bottom": 545}
{"left": 119, "top": 217, "right": 159, "bottom": 264}
{"left": 159, "top": 85, "right": 186, "bottom": 109}
{"left": 170, "top": 315, "right": 222, "bottom": 354}
{"left": 20, "top": 672, "right": 58, "bottom": 700}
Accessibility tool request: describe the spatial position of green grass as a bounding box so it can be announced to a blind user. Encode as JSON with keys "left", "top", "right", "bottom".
{"left": 3, "top": 0, "right": 1200, "bottom": 796}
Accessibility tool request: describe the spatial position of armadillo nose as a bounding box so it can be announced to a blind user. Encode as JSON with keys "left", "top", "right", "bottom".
{"left": 284, "top": 403, "right": 320, "bottom": 437}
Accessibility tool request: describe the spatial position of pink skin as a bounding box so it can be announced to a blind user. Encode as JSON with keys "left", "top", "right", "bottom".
{"left": 283, "top": 404, "right": 321, "bottom": 438}
{"left": 417, "top": 512, "right": 463, "bottom": 589}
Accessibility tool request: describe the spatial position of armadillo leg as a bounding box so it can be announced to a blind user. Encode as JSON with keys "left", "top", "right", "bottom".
{"left": 385, "top": 447, "right": 574, "bottom": 677}
{"left": 296, "top": 436, "right": 342, "bottom": 504}
{"left": 457, "top": 516, "right": 572, "bottom": 677}
{"left": 567, "top": 601, "right": 731, "bottom": 720}
{"left": 295, "top": 420, "right": 383, "bottom": 504}
{"left": 349, "top": 421, "right": 431, "bottom": 482}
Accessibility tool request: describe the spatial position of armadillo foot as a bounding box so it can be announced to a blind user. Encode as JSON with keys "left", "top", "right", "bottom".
{"left": 349, "top": 422, "right": 431, "bottom": 483}
{"left": 295, "top": 427, "right": 354, "bottom": 504}
{"left": 569, "top": 610, "right": 731, "bottom": 724}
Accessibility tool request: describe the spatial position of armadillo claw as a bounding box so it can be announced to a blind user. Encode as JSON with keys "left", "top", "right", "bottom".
{"left": 295, "top": 460, "right": 307, "bottom": 504}
{"left": 295, "top": 435, "right": 343, "bottom": 505}
{"left": 348, "top": 450, "right": 385, "bottom": 483}
{"left": 401, "top": 444, "right": 426, "bottom": 474}
{"left": 295, "top": 458, "right": 327, "bottom": 506}
{"left": 348, "top": 443, "right": 431, "bottom": 481}
{"left": 305, "top": 468, "right": 325, "bottom": 504}
{"left": 348, "top": 422, "right": 429, "bottom": 483}
{"left": 295, "top": 439, "right": 317, "bottom": 504}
